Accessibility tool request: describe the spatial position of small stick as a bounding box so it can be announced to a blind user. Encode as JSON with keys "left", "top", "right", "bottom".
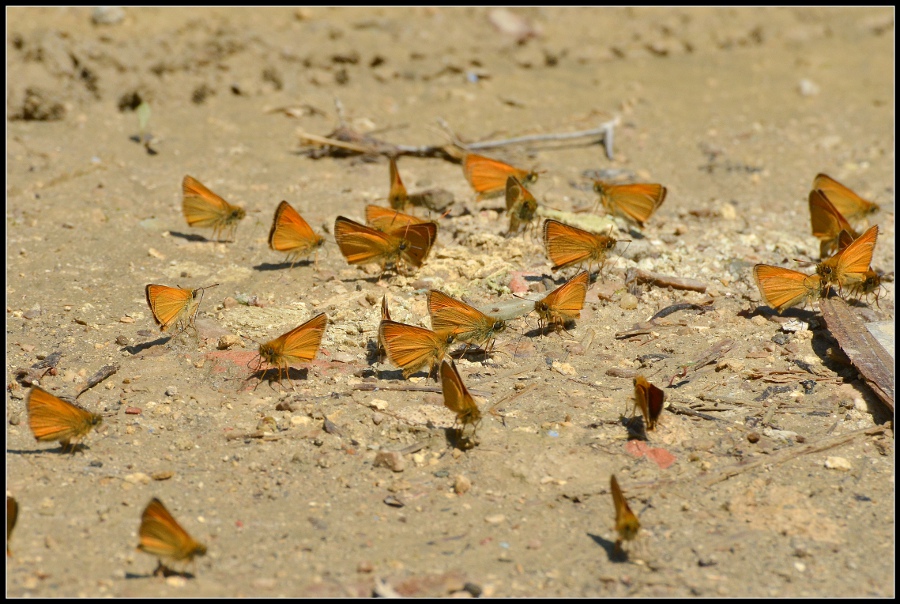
{"left": 666, "top": 404, "right": 730, "bottom": 423}
{"left": 76, "top": 364, "right": 118, "bottom": 399}
{"left": 626, "top": 269, "right": 708, "bottom": 293}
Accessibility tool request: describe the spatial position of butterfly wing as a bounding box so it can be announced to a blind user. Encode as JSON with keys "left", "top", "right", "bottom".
{"left": 366, "top": 205, "right": 427, "bottom": 232}
{"left": 813, "top": 173, "right": 879, "bottom": 220}
{"left": 334, "top": 216, "right": 398, "bottom": 266}
{"left": 427, "top": 291, "right": 491, "bottom": 338}
{"left": 138, "top": 498, "right": 206, "bottom": 562}
{"left": 388, "top": 157, "right": 409, "bottom": 210}
{"left": 543, "top": 220, "right": 607, "bottom": 271}
{"left": 379, "top": 321, "right": 447, "bottom": 378}
{"left": 440, "top": 360, "right": 481, "bottom": 427}
{"left": 27, "top": 387, "right": 100, "bottom": 442}
{"left": 182, "top": 175, "right": 244, "bottom": 228}
{"left": 464, "top": 154, "right": 531, "bottom": 196}
{"left": 539, "top": 271, "right": 589, "bottom": 324}
{"left": 145, "top": 285, "right": 194, "bottom": 332}
{"left": 752, "top": 265, "right": 820, "bottom": 313}
{"left": 396, "top": 222, "right": 438, "bottom": 268}
{"left": 610, "top": 475, "right": 640, "bottom": 543}
{"left": 269, "top": 201, "right": 323, "bottom": 256}
{"left": 598, "top": 182, "right": 666, "bottom": 226}
{"left": 275, "top": 313, "right": 328, "bottom": 364}
{"left": 832, "top": 225, "right": 878, "bottom": 285}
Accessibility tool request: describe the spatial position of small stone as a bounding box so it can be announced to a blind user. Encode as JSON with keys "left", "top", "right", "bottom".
{"left": 115, "top": 336, "right": 129, "bottom": 346}
{"left": 165, "top": 386, "right": 178, "bottom": 397}
{"left": 618, "top": 293, "right": 638, "bottom": 310}
{"left": 720, "top": 202, "right": 737, "bottom": 220}
{"left": 374, "top": 451, "right": 406, "bottom": 472}
{"left": 368, "top": 399, "right": 389, "bottom": 411}
{"left": 124, "top": 472, "right": 151, "bottom": 485}
{"left": 357, "top": 560, "right": 374, "bottom": 573}
{"left": 485, "top": 514, "right": 506, "bottom": 525}
{"left": 151, "top": 471, "right": 174, "bottom": 481}
{"left": 551, "top": 361, "right": 576, "bottom": 376}
{"left": 824, "top": 456, "right": 851, "bottom": 471}
{"left": 217, "top": 334, "right": 243, "bottom": 350}
{"left": 222, "top": 297, "right": 239, "bottom": 309}
{"left": 371, "top": 412, "right": 384, "bottom": 425}
{"left": 747, "top": 431, "right": 760, "bottom": 443}
{"left": 124, "top": 407, "right": 142, "bottom": 415}
{"left": 798, "top": 79, "right": 820, "bottom": 97}
{"left": 454, "top": 474, "right": 472, "bottom": 495}
{"left": 119, "top": 316, "right": 135, "bottom": 323}
{"left": 750, "top": 315, "right": 768, "bottom": 326}
{"left": 291, "top": 415, "right": 311, "bottom": 427}
{"left": 526, "top": 539, "right": 542, "bottom": 550}
{"left": 147, "top": 248, "right": 165, "bottom": 259}
{"left": 92, "top": 6, "right": 125, "bottom": 25}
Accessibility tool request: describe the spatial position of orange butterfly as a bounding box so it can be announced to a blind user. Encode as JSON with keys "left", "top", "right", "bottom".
{"left": 505, "top": 176, "right": 539, "bottom": 236}
{"left": 268, "top": 201, "right": 325, "bottom": 267}
{"left": 182, "top": 175, "right": 246, "bottom": 242}
{"left": 376, "top": 294, "right": 392, "bottom": 361}
{"left": 464, "top": 153, "right": 539, "bottom": 199}
{"left": 752, "top": 265, "right": 823, "bottom": 313}
{"left": 809, "top": 189, "right": 859, "bottom": 258}
{"left": 632, "top": 375, "right": 665, "bottom": 431}
{"left": 334, "top": 216, "right": 437, "bottom": 274}
{"left": 543, "top": 219, "right": 618, "bottom": 273}
{"left": 379, "top": 320, "right": 456, "bottom": 379}
{"left": 593, "top": 180, "right": 666, "bottom": 227}
{"left": 365, "top": 204, "right": 427, "bottom": 233}
{"left": 137, "top": 497, "right": 207, "bottom": 575}
{"left": 428, "top": 290, "right": 507, "bottom": 350}
{"left": 816, "top": 225, "right": 878, "bottom": 295}
{"left": 388, "top": 157, "right": 409, "bottom": 210}
{"left": 610, "top": 475, "right": 641, "bottom": 555}
{"left": 813, "top": 173, "right": 880, "bottom": 222}
{"left": 254, "top": 313, "right": 328, "bottom": 389}
{"left": 440, "top": 360, "right": 482, "bottom": 436}
{"left": 145, "top": 283, "right": 218, "bottom": 335}
{"left": 7, "top": 496, "right": 18, "bottom": 557}
{"left": 27, "top": 386, "right": 103, "bottom": 452}
{"left": 848, "top": 269, "right": 884, "bottom": 306}
{"left": 534, "top": 270, "right": 589, "bottom": 333}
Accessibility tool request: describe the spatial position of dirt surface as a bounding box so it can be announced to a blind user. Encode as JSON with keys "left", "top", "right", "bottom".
{"left": 6, "top": 7, "right": 895, "bottom": 598}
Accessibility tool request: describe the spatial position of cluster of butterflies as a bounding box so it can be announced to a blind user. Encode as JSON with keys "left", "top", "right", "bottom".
{"left": 753, "top": 174, "right": 884, "bottom": 313}
{"left": 41, "top": 156, "right": 892, "bottom": 571}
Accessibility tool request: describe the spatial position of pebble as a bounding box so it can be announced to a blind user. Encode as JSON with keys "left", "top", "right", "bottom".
{"left": 124, "top": 472, "right": 151, "bottom": 485}
{"left": 217, "top": 334, "right": 243, "bottom": 350}
{"left": 484, "top": 514, "right": 506, "bottom": 524}
{"left": 92, "top": 6, "right": 125, "bottom": 25}
{"left": 368, "top": 399, "right": 389, "bottom": 410}
{"left": 454, "top": 474, "right": 472, "bottom": 495}
{"left": 824, "top": 456, "right": 851, "bottom": 471}
{"left": 551, "top": 361, "right": 576, "bottom": 376}
{"left": 165, "top": 386, "right": 178, "bottom": 397}
{"left": 618, "top": 293, "right": 638, "bottom": 310}
{"left": 374, "top": 451, "right": 406, "bottom": 472}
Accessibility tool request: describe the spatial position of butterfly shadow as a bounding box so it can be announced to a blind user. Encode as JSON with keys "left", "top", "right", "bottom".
{"left": 443, "top": 426, "right": 479, "bottom": 451}
{"left": 622, "top": 415, "right": 649, "bottom": 441}
{"left": 253, "top": 260, "right": 314, "bottom": 272}
{"left": 587, "top": 533, "right": 631, "bottom": 563}
{"left": 125, "top": 564, "right": 196, "bottom": 580}
{"left": 737, "top": 306, "right": 818, "bottom": 323}
{"left": 167, "top": 231, "right": 212, "bottom": 243}
{"left": 124, "top": 336, "right": 171, "bottom": 355}
{"left": 248, "top": 367, "right": 310, "bottom": 391}
{"left": 8, "top": 442, "right": 95, "bottom": 455}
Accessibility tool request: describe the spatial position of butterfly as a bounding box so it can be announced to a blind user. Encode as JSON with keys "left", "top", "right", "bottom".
{"left": 813, "top": 173, "right": 880, "bottom": 222}
{"left": 809, "top": 189, "right": 859, "bottom": 258}
{"left": 7, "top": 496, "right": 18, "bottom": 557}
{"left": 752, "top": 265, "right": 823, "bottom": 313}
{"left": 610, "top": 474, "right": 641, "bottom": 555}
{"left": 145, "top": 283, "right": 218, "bottom": 336}
{"left": 268, "top": 201, "right": 325, "bottom": 267}
{"left": 182, "top": 175, "right": 246, "bottom": 242}
{"left": 428, "top": 290, "right": 506, "bottom": 350}
{"left": 334, "top": 216, "right": 437, "bottom": 274}
{"left": 376, "top": 294, "right": 392, "bottom": 361}
{"left": 388, "top": 157, "right": 409, "bottom": 210}
{"left": 440, "top": 360, "right": 482, "bottom": 436}
{"left": 632, "top": 375, "right": 665, "bottom": 431}
{"left": 365, "top": 204, "right": 428, "bottom": 233}
{"left": 534, "top": 270, "right": 589, "bottom": 333}
{"left": 505, "top": 176, "right": 539, "bottom": 236}
{"left": 816, "top": 225, "right": 878, "bottom": 296}
{"left": 464, "top": 153, "right": 539, "bottom": 199}
{"left": 254, "top": 313, "right": 328, "bottom": 389}
{"left": 543, "top": 219, "right": 618, "bottom": 273}
{"left": 379, "top": 320, "right": 456, "bottom": 379}
{"left": 593, "top": 181, "right": 667, "bottom": 227}
{"left": 137, "top": 497, "right": 207, "bottom": 575}
{"left": 27, "top": 386, "right": 103, "bottom": 452}
{"left": 847, "top": 269, "right": 883, "bottom": 303}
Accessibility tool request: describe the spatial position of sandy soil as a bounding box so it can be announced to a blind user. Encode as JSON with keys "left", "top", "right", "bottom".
{"left": 6, "top": 7, "right": 894, "bottom": 597}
